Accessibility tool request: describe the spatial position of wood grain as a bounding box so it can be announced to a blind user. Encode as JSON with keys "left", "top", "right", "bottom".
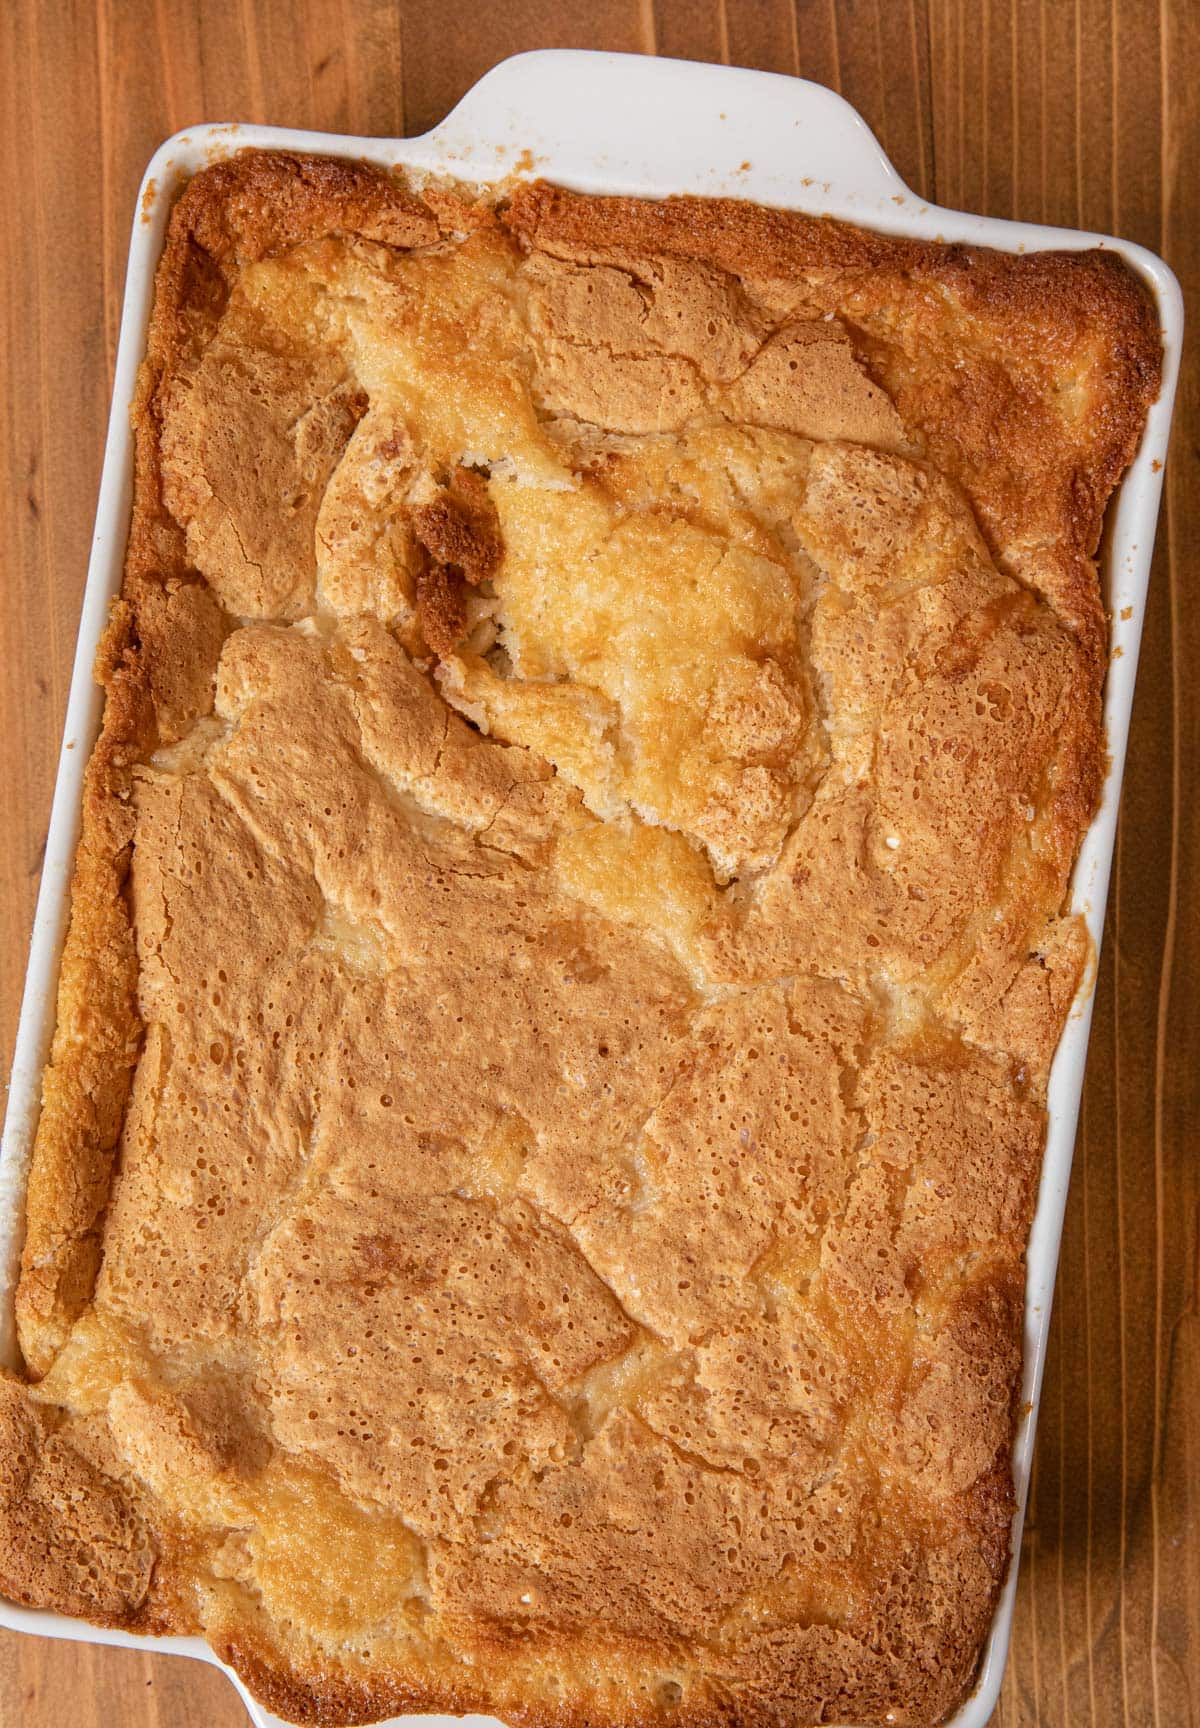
{"left": 0, "top": 3, "right": 1194, "bottom": 1724}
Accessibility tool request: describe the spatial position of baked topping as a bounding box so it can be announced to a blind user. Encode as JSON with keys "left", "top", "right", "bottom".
{"left": 5, "top": 154, "right": 1159, "bottom": 1728}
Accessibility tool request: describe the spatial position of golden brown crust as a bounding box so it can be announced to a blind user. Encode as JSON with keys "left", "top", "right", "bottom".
{"left": 5, "top": 150, "right": 1162, "bottom": 1728}
{"left": 15, "top": 604, "right": 153, "bottom": 1373}
{"left": 507, "top": 181, "right": 1161, "bottom": 655}
{"left": 408, "top": 464, "right": 504, "bottom": 582}
{"left": 0, "top": 1373, "right": 155, "bottom": 1621}
{"left": 168, "top": 148, "right": 442, "bottom": 266}
{"left": 409, "top": 464, "right": 504, "bottom": 652}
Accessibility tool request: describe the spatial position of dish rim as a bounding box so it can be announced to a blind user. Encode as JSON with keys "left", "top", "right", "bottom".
{"left": 0, "top": 47, "right": 1183, "bottom": 1728}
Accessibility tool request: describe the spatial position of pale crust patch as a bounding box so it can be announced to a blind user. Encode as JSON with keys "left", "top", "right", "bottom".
{"left": 7, "top": 152, "right": 1160, "bottom": 1728}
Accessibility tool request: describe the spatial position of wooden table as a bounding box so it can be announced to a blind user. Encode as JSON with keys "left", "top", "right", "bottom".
{"left": 1, "top": 2, "right": 1195, "bottom": 1724}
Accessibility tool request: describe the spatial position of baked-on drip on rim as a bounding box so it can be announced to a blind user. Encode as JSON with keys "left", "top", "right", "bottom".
{"left": 3, "top": 151, "right": 1160, "bottom": 1727}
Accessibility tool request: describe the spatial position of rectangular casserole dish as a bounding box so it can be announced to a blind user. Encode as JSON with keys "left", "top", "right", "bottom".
{"left": 0, "top": 49, "right": 1182, "bottom": 1728}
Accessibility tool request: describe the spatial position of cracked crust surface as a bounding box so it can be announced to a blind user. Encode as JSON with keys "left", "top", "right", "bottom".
{"left": 4, "top": 151, "right": 1160, "bottom": 1727}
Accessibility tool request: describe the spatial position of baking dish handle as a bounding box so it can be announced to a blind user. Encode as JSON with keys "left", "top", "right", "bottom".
{"left": 405, "top": 49, "right": 910, "bottom": 204}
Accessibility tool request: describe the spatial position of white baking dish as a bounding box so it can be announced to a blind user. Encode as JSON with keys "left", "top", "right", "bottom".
{"left": 0, "top": 49, "right": 1181, "bottom": 1728}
